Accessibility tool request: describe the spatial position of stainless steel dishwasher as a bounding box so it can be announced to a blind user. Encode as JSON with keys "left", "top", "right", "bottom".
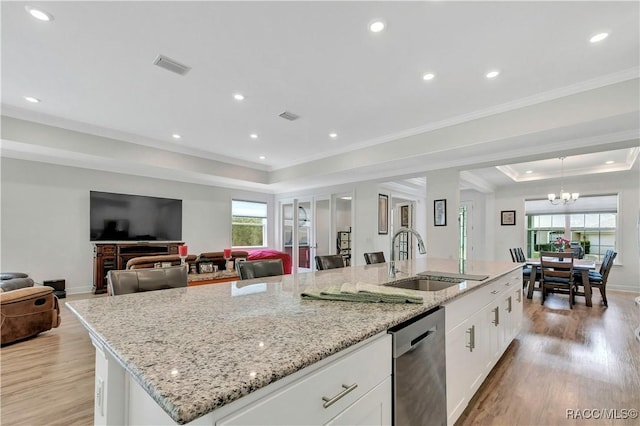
{"left": 389, "top": 306, "right": 446, "bottom": 426}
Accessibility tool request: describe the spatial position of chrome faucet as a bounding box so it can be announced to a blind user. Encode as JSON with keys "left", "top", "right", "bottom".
{"left": 389, "top": 227, "right": 427, "bottom": 277}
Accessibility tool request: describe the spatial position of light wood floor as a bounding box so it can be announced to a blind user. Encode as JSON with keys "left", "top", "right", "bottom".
{"left": 1, "top": 290, "right": 638, "bottom": 425}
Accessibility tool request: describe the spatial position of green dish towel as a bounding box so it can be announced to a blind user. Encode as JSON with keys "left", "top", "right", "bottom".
{"left": 301, "top": 282, "right": 423, "bottom": 304}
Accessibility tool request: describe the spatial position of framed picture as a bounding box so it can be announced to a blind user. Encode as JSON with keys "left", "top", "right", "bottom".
{"left": 198, "top": 261, "right": 214, "bottom": 274}
{"left": 434, "top": 199, "right": 447, "bottom": 226}
{"left": 400, "top": 205, "right": 409, "bottom": 227}
{"left": 501, "top": 210, "right": 516, "bottom": 226}
{"left": 378, "top": 194, "right": 389, "bottom": 234}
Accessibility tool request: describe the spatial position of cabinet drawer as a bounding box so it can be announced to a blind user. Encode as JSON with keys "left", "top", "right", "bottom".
{"left": 444, "top": 270, "right": 521, "bottom": 334}
{"left": 444, "top": 283, "right": 495, "bottom": 333}
{"left": 218, "top": 334, "right": 391, "bottom": 426}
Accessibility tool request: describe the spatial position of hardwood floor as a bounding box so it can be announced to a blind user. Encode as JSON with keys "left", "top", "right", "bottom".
{"left": 1, "top": 290, "right": 638, "bottom": 425}
{"left": 0, "top": 293, "right": 97, "bottom": 425}
{"left": 457, "top": 290, "right": 640, "bottom": 426}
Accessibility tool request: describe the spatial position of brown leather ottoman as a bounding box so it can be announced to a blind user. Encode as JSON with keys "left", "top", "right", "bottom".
{"left": 0, "top": 286, "right": 61, "bottom": 345}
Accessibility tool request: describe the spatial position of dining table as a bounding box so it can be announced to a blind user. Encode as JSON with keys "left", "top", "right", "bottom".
{"left": 525, "top": 257, "right": 597, "bottom": 306}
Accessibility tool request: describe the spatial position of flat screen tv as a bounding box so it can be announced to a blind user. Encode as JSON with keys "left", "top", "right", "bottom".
{"left": 90, "top": 191, "right": 182, "bottom": 241}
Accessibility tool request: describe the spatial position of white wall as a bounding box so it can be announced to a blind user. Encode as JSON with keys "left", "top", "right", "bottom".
{"left": 353, "top": 182, "right": 389, "bottom": 266}
{"left": 0, "top": 158, "right": 274, "bottom": 294}
{"left": 491, "top": 169, "right": 639, "bottom": 292}
{"left": 426, "top": 169, "right": 460, "bottom": 259}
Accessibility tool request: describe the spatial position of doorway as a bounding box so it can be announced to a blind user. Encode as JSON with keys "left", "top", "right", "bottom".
{"left": 280, "top": 196, "right": 347, "bottom": 273}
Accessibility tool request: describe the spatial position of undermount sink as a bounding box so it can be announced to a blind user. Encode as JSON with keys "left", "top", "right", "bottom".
{"left": 386, "top": 278, "right": 465, "bottom": 292}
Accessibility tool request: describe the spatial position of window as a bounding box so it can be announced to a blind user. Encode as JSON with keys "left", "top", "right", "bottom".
{"left": 525, "top": 195, "right": 617, "bottom": 261}
{"left": 232, "top": 200, "right": 267, "bottom": 247}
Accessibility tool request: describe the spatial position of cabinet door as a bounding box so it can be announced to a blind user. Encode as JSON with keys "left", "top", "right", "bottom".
{"left": 500, "top": 294, "right": 513, "bottom": 352}
{"left": 511, "top": 288, "right": 523, "bottom": 337}
{"left": 481, "top": 302, "right": 502, "bottom": 373}
{"left": 325, "top": 377, "right": 391, "bottom": 426}
{"left": 446, "top": 312, "right": 484, "bottom": 425}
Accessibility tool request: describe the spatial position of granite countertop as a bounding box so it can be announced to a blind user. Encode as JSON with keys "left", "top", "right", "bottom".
{"left": 67, "top": 258, "right": 520, "bottom": 424}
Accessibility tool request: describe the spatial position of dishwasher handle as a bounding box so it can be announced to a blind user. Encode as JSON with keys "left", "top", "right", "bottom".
{"left": 390, "top": 307, "right": 445, "bottom": 358}
{"left": 410, "top": 327, "right": 436, "bottom": 349}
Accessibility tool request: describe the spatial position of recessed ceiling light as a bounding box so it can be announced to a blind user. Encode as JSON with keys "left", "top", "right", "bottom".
{"left": 172, "top": 134, "right": 181, "bottom": 139}
{"left": 250, "top": 133, "right": 258, "bottom": 139}
{"left": 369, "top": 20, "right": 385, "bottom": 33}
{"left": 25, "top": 6, "right": 53, "bottom": 21}
{"left": 422, "top": 73, "right": 435, "bottom": 81}
{"left": 340, "top": 196, "right": 352, "bottom": 200}
{"left": 233, "top": 93, "right": 245, "bottom": 101}
{"left": 24, "top": 96, "right": 40, "bottom": 103}
{"left": 590, "top": 32, "right": 609, "bottom": 43}
{"left": 329, "top": 133, "right": 338, "bottom": 139}
{"left": 486, "top": 70, "right": 500, "bottom": 79}
{"left": 605, "top": 160, "right": 614, "bottom": 164}
{"left": 525, "top": 170, "right": 533, "bottom": 174}
{"left": 259, "top": 155, "right": 266, "bottom": 160}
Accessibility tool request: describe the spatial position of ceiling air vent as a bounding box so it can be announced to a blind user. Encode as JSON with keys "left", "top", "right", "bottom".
{"left": 279, "top": 111, "right": 300, "bottom": 121}
{"left": 153, "top": 55, "right": 191, "bottom": 76}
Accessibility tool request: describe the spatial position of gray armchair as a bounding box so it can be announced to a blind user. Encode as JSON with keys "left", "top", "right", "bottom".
{"left": 107, "top": 265, "right": 188, "bottom": 296}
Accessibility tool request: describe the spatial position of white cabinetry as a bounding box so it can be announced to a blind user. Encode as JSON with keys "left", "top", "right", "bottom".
{"left": 99, "top": 333, "right": 391, "bottom": 426}
{"left": 218, "top": 334, "right": 391, "bottom": 426}
{"left": 444, "top": 269, "right": 523, "bottom": 426}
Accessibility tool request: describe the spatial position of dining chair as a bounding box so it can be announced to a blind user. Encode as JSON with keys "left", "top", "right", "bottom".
{"left": 540, "top": 251, "right": 575, "bottom": 308}
{"left": 107, "top": 265, "right": 188, "bottom": 295}
{"left": 574, "top": 251, "right": 617, "bottom": 307}
{"left": 315, "top": 255, "right": 345, "bottom": 270}
{"left": 364, "top": 252, "right": 386, "bottom": 264}
{"left": 510, "top": 248, "right": 538, "bottom": 290}
{"left": 236, "top": 259, "right": 284, "bottom": 280}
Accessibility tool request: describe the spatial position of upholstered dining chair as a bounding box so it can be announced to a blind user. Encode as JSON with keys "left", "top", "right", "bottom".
{"left": 574, "top": 250, "right": 617, "bottom": 307}
{"left": 364, "top": 252, "right": 386, "bottom": 265}
{"left": 315, "top": 255, "right": 345, "bottom": 270}
{"left": 236, "top": 259, "right": 284, "bottom": 280}
{"left": 509, "top": 248, "right": 538, "bottom": 291}
{"left": 107, "top": 265, "right": 188, "bottom": 295}
{"left": 540, "top": 251, "right": 575, "bottom": 308}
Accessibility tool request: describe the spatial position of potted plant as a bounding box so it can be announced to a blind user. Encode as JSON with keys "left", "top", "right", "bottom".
{"left": 580, "top": 238, "right": 591, "bottom": 254}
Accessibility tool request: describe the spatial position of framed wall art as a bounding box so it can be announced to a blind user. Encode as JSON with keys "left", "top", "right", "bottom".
{"left": 501, "top": 210, "right": 516, "bottom": 226}
{"left": 400, "top": 205, "right": 409, "bottom": 227}
{"left": 434, "top": 199, "right": 447, "bottom": 226}
{"left": 378, "top": 194, "right": 389, "bottom": 234}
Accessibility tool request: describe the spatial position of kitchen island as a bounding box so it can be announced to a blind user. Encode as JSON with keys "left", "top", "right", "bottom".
{"left": 67, "top": 258, "right": 521, "bottom": 425}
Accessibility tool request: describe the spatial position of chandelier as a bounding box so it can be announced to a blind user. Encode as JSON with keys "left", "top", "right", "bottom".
{"left": 548, "top": 157, "right": 579, "bottom": 204}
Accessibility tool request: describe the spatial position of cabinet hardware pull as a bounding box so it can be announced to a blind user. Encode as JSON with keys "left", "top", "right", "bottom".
{"left": 492, "top": 307, "right": 499, "bottom": 326}
{"left": 505, "top": 282, "right": 512, "bottom": 287}
{"left": 507, "top": 296, "right": 512, "bottom": 313}
{"left": 322, "top": 383, "right": 358, "bottom": 408}
{"left": 517, "top": 291, "right": 522, "bottom": 303}
{"left": 490, "top": 290, "right": 499, "bottom": 294}
{"left": 465, "top": 325, "right": 475, "bottom": 352}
